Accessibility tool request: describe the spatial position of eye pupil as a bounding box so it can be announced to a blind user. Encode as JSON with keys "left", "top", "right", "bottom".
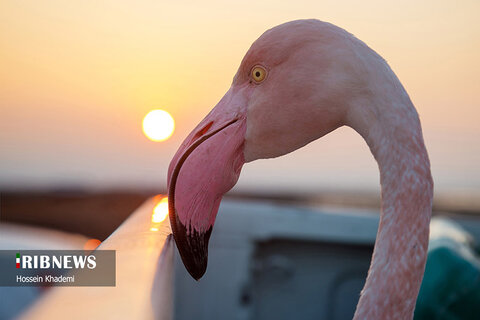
{"left": 251, "top": 66, "right": 266, "bottom": 83}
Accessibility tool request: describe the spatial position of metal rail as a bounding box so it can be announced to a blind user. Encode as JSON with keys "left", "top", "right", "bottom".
{"left": 19, "top": 197, "right": 174, "bottom": 320}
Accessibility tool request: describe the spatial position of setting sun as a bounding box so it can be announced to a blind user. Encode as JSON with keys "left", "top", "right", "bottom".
{"left": 142, "top": 109, "right": 175, "bottom": 142}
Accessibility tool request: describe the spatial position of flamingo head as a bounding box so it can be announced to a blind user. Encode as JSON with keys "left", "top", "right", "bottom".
{"left": 168, "top": 19, "right": 381, "bottom": 279}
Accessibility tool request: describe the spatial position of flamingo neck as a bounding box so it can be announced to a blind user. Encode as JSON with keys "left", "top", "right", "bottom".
{"left": 350, "top": 100, "right": 433, "bottom": 319}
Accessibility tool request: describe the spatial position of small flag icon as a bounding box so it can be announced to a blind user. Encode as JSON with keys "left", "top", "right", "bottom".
{"left": 16, "top": 253, "right": 20, "bottom": 269}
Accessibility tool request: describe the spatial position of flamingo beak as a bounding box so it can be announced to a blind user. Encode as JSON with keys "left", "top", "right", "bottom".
{"left": 167, "top": 93, "right": 247, "bottom": 280}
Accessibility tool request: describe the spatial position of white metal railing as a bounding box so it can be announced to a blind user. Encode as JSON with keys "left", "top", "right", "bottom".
{"left": 19, "top": 197, "right": 174, "bottom": 320}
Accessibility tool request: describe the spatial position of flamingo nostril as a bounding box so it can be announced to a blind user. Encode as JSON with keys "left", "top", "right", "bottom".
{"left": 191, "top": 121, "right": 214, "bottom": 143}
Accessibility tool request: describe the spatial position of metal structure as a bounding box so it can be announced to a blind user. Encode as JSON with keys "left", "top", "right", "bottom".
{"left": 10, "top": 198, "right": 480, "bottom": 319}
{"left": 174, "top": 200, "right": 379, "bottom": 320}
{"left": 19, "top": 198, "right": 174, "bottom": 320}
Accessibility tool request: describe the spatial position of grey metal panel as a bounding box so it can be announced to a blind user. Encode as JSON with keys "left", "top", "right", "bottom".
{"left": 250, "top": 240, "right": 372, "bottom": 320}
{"left": 174, "top": 199, "right": 379, "bottom": 320}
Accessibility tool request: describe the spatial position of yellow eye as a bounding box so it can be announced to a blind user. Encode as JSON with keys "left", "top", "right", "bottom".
{"left": 251, "top": 66, "right": 267, "bottom": 83}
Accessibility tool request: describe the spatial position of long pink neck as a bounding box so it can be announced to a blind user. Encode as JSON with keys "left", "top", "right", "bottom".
{"left": 351, "top": 100, "right": 433, "bottom": 319}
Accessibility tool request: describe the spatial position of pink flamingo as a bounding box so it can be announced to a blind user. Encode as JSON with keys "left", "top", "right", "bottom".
{"left": 167, "top": 19, "right": 433, "bottom": 319}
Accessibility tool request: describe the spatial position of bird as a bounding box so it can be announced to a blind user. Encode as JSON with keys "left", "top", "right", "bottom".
{"left": 167, "top": 19, "right": 433, "bottom": 319}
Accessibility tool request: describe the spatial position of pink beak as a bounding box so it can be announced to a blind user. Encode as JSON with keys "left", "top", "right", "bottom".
{"left": 167, "top": 91, "right": 247, "bottom": 280}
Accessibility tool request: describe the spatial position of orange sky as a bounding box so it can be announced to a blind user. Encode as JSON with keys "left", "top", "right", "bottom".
{"left": 1, "top": 0, "right": 479, "bottom": 194}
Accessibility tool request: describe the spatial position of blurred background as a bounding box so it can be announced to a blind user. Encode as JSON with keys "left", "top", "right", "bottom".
{"left": 1, "top": 0, "right": 479, "bottom": 236}
{"left": 1, "top": 1, "right": 480, "bottom": 319}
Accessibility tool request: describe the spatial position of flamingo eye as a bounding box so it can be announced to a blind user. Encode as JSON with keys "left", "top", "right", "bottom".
{"left": 251, "top": 66, "right": 267, "bottom": 83}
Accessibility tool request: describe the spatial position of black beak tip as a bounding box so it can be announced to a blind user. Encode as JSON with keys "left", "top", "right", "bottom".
{"left": 188, "top": 263, "right": 206, "bottom": 281}
{"left": 169, "top": 209, "right": 212, "bottom": 281}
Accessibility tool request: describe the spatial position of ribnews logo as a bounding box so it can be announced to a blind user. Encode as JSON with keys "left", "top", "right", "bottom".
{"left": 15, "top": 252, "right": 97, "bottom": 270}
{"left": 1, "top": 250, "right": 116, "bottom": 287}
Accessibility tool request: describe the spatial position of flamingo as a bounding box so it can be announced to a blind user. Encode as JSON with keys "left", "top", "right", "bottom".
{"left": 167, "top": 19, "right": 433, "bottom": 319}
